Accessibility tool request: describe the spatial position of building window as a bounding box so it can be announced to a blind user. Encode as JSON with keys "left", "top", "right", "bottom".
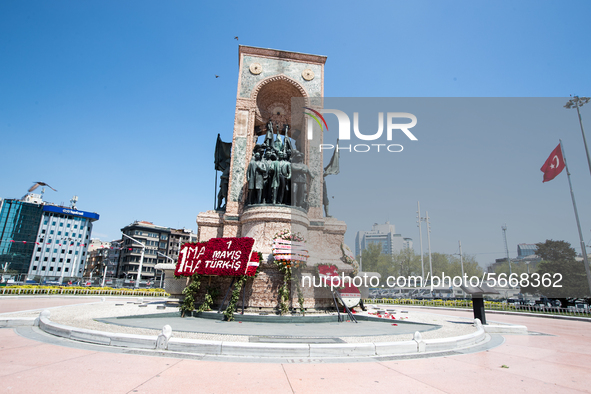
{"left": 65, "top": 232, "right": 69, "bottom": 236}
{"left": 57, "top": 267, "right": 61, "bottom": 272}
{"left": 44, "top": 257, "right": 48, "bottom": 261}
{"left": 35, "top": 257, "right": 39, "bottom": 261}
{"left": 52, "top": 221, "right": 56, "bottom": 225}
{"left": 51, "top": 258, "right": 56, "bottom": 262}
{"left": 61, "top": 249, "right": 65, "bottom": 253}
{"left": 33, "top": 266, "right": 37, "bottom": 270}
{"left": 41, "top": 229, "right": 46, "bottom": 234}
{"left": 41, "top": 266, "right": 46, "bottom": 271}
{"left": 37, "top": 247, "right": 41, "bottom": 252}
{"left": 45, "top": 248, "right": 49, "bottom": 252}
{"left": 66, "top": 259, "right": 71, "bottom": 263}
{"left": 69, "top": 250, "right": 72, "bottom": 254}
{"left": 54, "top": 249, "right": 57, "bottom": 253}
{"left": 50, "top": 230, "right": 54, "bottom": 235}
{"left": 67, "top": 223, "right": 70, "bottom": 228}
{"left": 59, "top": 258, "right": 63, "bottom": 263}
{"left": 57, "top": 231, "right": 61, "bottom": 235}
{"left": 49, "top": 267, "right": 54, "bottom": 271}
{"left": 74, "top": 225, "right": 78, "bottom": 229}
{"left": 59, "top": 223, "right": 63, "bottom": 227}
{"left": 65, "top": 268, "right": 69, "bottom": 272}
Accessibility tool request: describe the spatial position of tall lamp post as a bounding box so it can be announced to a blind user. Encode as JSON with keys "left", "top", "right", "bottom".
{"left": 122, "top": 233, "right": 145, "bottom": 288}
{"left": 565, "top": 96, "right": 591, "bottom": 178}
{"left": 156, "top": 251, "right": 173, "bottom": 289}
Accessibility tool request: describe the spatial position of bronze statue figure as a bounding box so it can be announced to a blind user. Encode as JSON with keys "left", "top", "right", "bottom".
{"left": 217, "top": 158, "right": 231, "bottom": 210}
{"left": 247, "top": 152, "right": 266, "bottom": 205}
{"left": 277, "top": 151, "right": 291, "bottom": 205}
{"left": 290, "top": 150, "right": 313, "bottom": 210}
{"left": 263, "top": 120, "right": 274, "bottom": 149}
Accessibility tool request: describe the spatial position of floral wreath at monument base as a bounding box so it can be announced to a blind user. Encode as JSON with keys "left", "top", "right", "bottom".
{"left": 272, "top": 230, "right": 308, "bottom": 315}
{"left": 178, "top": 248, "right": 263, "bottom": 321}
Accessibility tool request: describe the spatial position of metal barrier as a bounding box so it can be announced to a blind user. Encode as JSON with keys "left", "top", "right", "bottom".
{"left": 368, "top": 298, "right": 591, "bottom": 317}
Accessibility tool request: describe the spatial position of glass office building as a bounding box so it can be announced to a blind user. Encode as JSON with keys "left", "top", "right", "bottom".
{"left": 0, "top": 195, "right": 99, "bottom": 282}
{"left": 0, "top": 199, "right": 44, "bottom": 275}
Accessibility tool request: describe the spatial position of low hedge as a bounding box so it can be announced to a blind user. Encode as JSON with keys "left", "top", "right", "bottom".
{"left": 0, "top": 285, "right": 168, "bottom": 297}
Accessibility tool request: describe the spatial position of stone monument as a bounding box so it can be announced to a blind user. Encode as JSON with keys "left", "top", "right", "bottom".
{"left": 174, "top": 46, "right": 355, "bottom": 311}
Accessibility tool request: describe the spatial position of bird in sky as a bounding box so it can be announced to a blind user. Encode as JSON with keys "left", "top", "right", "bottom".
{"left": 28, "top": 182, "right": 57, "bottom": 192}
{"left": 234, "top": 36, "right": 239, "bottom": 40}
{"left": 215, "top": 75, "right": 220, "bottom": 78}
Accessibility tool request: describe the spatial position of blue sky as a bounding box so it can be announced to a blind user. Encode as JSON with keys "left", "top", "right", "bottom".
{"left": 1, "top": 1, "right": 590, "bottom": 267}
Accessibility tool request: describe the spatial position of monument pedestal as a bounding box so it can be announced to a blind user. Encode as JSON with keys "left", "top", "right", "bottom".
{"left": 195, "top": 205, "right": 353, "bottom": 310}
{"left": 154, "top": 263, "right": 186, "bottom": 300}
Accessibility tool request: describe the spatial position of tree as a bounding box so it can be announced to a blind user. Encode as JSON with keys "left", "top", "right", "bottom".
{"left": 359, "top": 243, "right": 393, "bottom": 282}
{"left": 392, "top": 248, "right": 422, "bottom": 277}
{"left": 448, "top": 254, "right": 484, "bottom": 278}
{"left": 535, "top": 240, "right": 576, "bottom": 262}
{"left": 492, "top": 260, "right": 529, "bottom": 276}
{"left": 521, "top": 240, "right": 590, "bottom": 301}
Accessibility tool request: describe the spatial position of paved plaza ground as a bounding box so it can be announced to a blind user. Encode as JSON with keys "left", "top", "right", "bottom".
{"left": 1, "top": 296, "right": 590, "bottom": 393}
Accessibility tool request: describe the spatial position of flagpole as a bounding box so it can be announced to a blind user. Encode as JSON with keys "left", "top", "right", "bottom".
{"left": 559, "top": 139, "right": 591, "bottom": 295}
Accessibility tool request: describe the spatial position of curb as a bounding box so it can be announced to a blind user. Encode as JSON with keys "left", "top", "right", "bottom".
{"left": 31, "top": 309, "right": 490, "bottom": 359}
{"left": 0, "top": 317, "right": 37, "bottom": 327}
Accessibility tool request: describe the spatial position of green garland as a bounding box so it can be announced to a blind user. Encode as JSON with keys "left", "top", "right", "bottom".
{"left": 196, "top": 287, "right": 220, "bottom": 313}
{"left": 179, "top": 273, "right": 202, "bottom": 317}
{"left": 223, "top": 275, "right": 248, "bottom": 321}
{"left": 272, "top": 230, "right": 309, "bottom": 316}
{"left": 277, "top": 267, "right": 291, "bottom": 315}
{"left": 293, "top": 269, "right": 305, "bottom": 315}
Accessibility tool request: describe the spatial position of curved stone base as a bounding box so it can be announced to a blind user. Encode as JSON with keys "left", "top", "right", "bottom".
{"left": 34, "top": 307, "right": 492, "bottom": 361}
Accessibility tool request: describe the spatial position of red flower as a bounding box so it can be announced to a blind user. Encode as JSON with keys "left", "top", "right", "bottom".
{"left": 175, "top": 238, "right": 255, "bottom": 277}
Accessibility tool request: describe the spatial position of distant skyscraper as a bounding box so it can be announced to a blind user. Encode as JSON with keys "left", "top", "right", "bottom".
{"left": 355, "top": 221, "right": 413, "bottom": 258}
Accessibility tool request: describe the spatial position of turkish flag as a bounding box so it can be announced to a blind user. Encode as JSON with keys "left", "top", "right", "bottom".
{"left": 541, "top": 144, "right": 566, "bottom": 182}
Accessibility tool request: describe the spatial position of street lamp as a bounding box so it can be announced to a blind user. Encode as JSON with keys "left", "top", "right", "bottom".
{"left": 156, "top": 251, "right": 173, "bottom": 289}
{"left": 565, "top": 96, "right": 591, "bottom": 178}
{"left": 122, "top": 233, "right": 145, "bottom": 288}
{"left": 100, "top": 251, "right": 110, "bottom": 287}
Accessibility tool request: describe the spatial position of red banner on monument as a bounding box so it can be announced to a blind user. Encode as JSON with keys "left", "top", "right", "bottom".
{"left": 174, "top": 237, "right": 255, "bottom": 277}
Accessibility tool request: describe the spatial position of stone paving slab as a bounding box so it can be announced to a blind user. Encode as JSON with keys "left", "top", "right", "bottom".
{"left": 2, "top": 297, "right": 590, "bottom": 392}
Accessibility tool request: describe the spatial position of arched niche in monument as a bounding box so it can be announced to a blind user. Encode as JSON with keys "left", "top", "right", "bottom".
{"left": 250, "top": 75, "right": 309, "bottom": 162}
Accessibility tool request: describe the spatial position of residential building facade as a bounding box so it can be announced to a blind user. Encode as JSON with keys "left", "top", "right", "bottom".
{"left": 168, "top": 228, "right": 198, "bottom": 262}
{"left": 118, "top": 221, "right": 171, "bottom": 284}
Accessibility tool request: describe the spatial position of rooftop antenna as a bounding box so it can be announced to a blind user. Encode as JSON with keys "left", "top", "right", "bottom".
{"left": 40, "top": 187, "right": 45, "bottom": 199}
{"left": 70, "top": 196, "right": 78, "bottom": 210}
